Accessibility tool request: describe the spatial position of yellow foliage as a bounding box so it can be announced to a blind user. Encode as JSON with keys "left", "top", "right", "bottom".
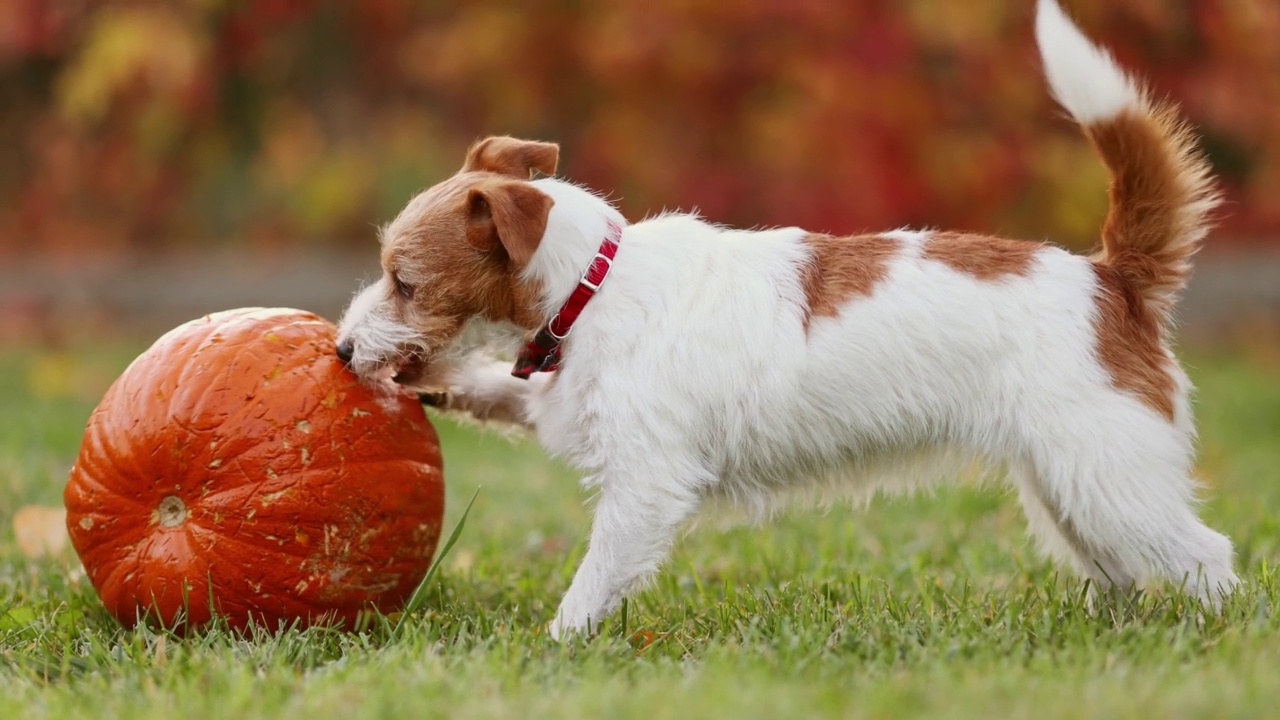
{"left": 56, "top": 7, "right": 205, "bottom": 125}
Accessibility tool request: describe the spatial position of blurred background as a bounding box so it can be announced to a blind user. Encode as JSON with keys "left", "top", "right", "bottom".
{"left": 1, "top": 0, "right": 1278, "bottom": 347}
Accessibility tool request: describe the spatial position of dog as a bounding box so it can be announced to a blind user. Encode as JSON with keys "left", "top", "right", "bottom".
{"left": 336, "top": 0, "right": 1237, "bottom": 638}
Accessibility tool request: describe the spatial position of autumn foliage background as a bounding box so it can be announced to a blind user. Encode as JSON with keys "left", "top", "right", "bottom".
{"left": 2, "top": 0, "right": 1279, "bottom": 260}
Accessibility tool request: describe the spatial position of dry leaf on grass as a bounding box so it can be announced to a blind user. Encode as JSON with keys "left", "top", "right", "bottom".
{"left": 13, "top": 505, "right": 71, "bottom": 558}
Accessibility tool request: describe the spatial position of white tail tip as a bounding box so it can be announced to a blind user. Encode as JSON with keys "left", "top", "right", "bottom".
{"left": 1035, "top": 0, "right": 1141, "bottom": 123}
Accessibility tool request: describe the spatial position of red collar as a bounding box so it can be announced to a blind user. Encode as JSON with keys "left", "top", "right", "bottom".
{"left": 512, "top": 220, "right": 623, "bottom": 379}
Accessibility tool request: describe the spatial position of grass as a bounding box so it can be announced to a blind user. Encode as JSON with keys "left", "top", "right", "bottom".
{"left": 2, "top": 341, "right": 1279, "bottom": 719}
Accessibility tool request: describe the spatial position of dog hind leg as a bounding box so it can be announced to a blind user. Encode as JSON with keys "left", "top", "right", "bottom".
{"left": 1011, "top": 460, "right": 1136, "bottom": 591}
{"left": 1015, "top": 418, "right": 1237, "bottom": 605}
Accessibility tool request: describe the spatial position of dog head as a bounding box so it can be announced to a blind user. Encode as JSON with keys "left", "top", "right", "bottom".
{"left": 336, "top": 136, "right": 560, "bottom": 386}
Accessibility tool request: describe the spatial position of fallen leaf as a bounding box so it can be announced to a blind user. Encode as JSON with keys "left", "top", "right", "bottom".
{"left": 629, "top": 629, "right": 666, "bottom": 651}
{"left": 13, "top": 505, "right": 71, "bottom": 558}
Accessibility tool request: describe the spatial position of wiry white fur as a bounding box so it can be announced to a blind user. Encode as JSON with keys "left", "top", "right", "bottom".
{"left": 452, "top": 199, "right": 1235, "bottom": 637}
{"left": 337, "top": 277, "right": 422, "bottom": 380}
{"left": 339, "top": 283, "right": 526, "bottom": 385}
{"left": 367, "top": 0, "right": 1237, "bottom": 639}
{"left": 1036, "top": 0, "right": 1141, "bottom": 122}
{"left": 524, "top": 178, "right": 629, "bottom": 318}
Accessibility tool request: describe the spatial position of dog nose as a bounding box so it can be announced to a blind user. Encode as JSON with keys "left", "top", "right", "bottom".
{"left": 335, "top": 339, "right": 355, "bottom": 364}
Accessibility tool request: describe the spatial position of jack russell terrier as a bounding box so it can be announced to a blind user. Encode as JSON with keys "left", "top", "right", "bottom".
{"left": 336, "top": 0, "right": 1236, "bottom": 638}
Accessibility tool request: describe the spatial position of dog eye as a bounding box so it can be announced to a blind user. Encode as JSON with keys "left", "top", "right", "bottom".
{"left": 392, "top": 274, "right": 415, "bottom": 300}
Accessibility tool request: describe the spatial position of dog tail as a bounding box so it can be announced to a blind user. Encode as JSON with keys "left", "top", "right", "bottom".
{"left": 1035, "top": 0, "right": 1220, "bottom": 327}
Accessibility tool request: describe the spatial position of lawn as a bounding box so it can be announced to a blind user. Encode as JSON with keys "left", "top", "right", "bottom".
{"left": 2, "top": 341, "right": 1279, "bottom": 720}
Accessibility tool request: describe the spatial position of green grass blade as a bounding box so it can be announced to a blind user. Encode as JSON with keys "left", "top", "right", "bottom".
{"left": 395, "top": 486, "right": 481, "bottom": 633}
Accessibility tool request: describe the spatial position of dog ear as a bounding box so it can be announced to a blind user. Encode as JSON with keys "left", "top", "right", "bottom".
{"left": 466, "top": 180, "right": 554, "bottom": 266}
{"left": 462, "top": 136, "right": 559, "bottom": 178}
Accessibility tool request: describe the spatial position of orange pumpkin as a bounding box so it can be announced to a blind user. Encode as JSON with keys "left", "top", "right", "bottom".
{"left": 64, "top": 308, "right": 445, "bottom": 631}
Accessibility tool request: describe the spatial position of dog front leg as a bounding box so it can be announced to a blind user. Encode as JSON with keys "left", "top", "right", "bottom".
{"left": 549, "top": 482, "right": 699, "bottom": 640}
{"left": 420, "top": 359, "right": 547, "bottom": 429}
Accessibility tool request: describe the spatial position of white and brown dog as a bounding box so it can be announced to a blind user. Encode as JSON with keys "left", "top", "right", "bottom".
{"left": 336, "top": 0, "right": 1236, "bottom": 638}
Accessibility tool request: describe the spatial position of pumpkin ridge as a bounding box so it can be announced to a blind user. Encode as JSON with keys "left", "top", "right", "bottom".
{"left": 177, "top": 476, "right": 440, "bottom": 566}
{"left": 70, "top": 415, "right": 156, "bottom": 505}
{"left": 191, "top": 524, "right": 428, "bottom": 607}
{"left": 65, "top": 462, "right": 150, "bottom": 509}
{"left": 167, "top": 320, "right": 277, "bottom": 435}
{"left": 182, "top": 523, "right": 294, "bottom": 620}
{"left": 184, "top": 528, "right": 320, "bottom": 621}
{"left": 97, "top": 525, "right": 207, "bottom": 620}
{"left": 178, "top": 521, "right": 353, "bottom": 564}
{"left": 195, "top": 458, "right": 440, "bottom": 508}
{"left": 155, "top": 321, "right": 222, "bottom": 426}
{"left": 199, "top": 422, "right": 437, "bottom": 487}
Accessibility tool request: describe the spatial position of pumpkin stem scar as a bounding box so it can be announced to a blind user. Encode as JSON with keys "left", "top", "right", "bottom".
{"left": 157, "top": 495, "right": 188, "bottom": 528}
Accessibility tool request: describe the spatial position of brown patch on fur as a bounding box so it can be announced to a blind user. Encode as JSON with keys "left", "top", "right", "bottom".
{"left": 1086, "top": 107, "right": 1219, "bottom": 328}
{"left": 380, "top": 168, "right": 552, "bottom": 355}
{"left": 466, "top": 180, "right": 553, "bottom": 266}
{"left": 1091, "top": 262, "right": 1176, "bottom": 420}
{"left": 800, "top": 234, "right": 899, "bottom": 325}
{"left": 463, "top": 136, "right": 559, "bottom": 178}
{"left": 922, "top": 231, "right": 1042, "bottom": 280}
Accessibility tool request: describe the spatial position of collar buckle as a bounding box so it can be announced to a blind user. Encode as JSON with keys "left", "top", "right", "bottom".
{"left": 547, "top": 314, "right": 571, "bottom": 341}
{"left": 580, "top": 253, "right": 614, "bottom": 292}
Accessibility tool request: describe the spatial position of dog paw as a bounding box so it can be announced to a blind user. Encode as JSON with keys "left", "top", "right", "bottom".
{"left": 417, "top": 390, "right": 451, "bottom": 408}
{"left": 547, "top": 613, "right": 596, "bottom": 642}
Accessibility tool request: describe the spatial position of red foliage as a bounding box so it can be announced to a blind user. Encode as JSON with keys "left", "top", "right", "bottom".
{"left": 1, "top": 0, "right": 1277, "bottom": 256}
